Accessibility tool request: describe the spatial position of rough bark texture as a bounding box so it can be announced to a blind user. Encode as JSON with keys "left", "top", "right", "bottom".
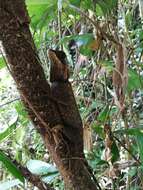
{"left": 0, "top": 1, "right": 99, "bottom": 189}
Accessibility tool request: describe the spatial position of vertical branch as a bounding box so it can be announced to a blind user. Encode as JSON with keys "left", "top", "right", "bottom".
{"left": 57, "top": 0, "right": 63, "bottom": 50}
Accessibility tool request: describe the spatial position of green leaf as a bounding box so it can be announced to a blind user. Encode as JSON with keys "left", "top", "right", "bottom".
{"left": 27, "top": 160, "right": 58, "bottom": 176}
{"left": 60, "top": 33, "right": 94, "bottom": 56}
{"left": 100, "top": 60, "right": 114, "bottom": 72}
{"left": 60, "top": 33, "right": 94, "bottom": 46}
{"left": 89, "top": 100, "right": 103, "bottom": 111}
{"left": 0, "top": 57, "right": 6, "bottom": 70}
{"left": 115, "top": 126, "right": 143, "bottom": 164}
{"left": 15, "top": 102, "right": 29, "bottom": 126}
{"left": 26, "top": 1, "right": 56, "bottom": 30}
{"left": 26, "top": 0, "right": 53, "bottom": 5}
{"left": 127, "top": 69, "right": 143, "bottom": 92}
{"left": 95, "top": 159, "right": 108, "bottom": 166}
{"left": 81, "top": 0, "right": 93, "bottom": 10}
{"left": 128, "top": 167, "right": 137, "bottom": 178}
{"left": 92, "top": 124, "right": 104, "bottom": 138}
{"left": 79, "top": 46, "right": 93, "bottom": 56}
{"left": 69, "top": 0, "right": 81, "bottom": 7}
{"left": 115, "top": 128, "right": 143, "bottom": 137}
{"left": 76, "top": 33, "right": 94, "bottom": 56}
{"left": 139, "top": 30, "right": 143, "bottom": 42}
{"left": 111, "top": 140, "right": 119, "bottom": 163}
{"left": 136, "top": 135, "right": 143, "bottom": 164}
{"left": 96, "top": 0, "right": 117, "bottom": 15}
{"left": 0, "top": 151, "right": 24, "bottom": 182}
{"left": 0, "top": 179, "right": 22, "bottom": 190}
{"left": 0, "top": 116, "right": 18, "bottom": 142}
{"left": 125, "top": 10, "right": 132, "bottom": 29}
{"left": 136, "top": 115, "right": 143, "bottom": 164}
{"left": 42, "top": 173, "right": 59, "bottom": 184}
{"left": 96, "top": 4, "right": 104, "bottom": 16}
{"left": 97, "top": 105, "right": 109, "bottom": 123}
{"left": 75, "top": 33, "right": 94, "bottom": 46}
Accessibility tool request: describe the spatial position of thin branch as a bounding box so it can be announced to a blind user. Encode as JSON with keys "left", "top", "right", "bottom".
{"left": 58, "top": 9, "right": 63, "bottom": 50}
{"left": 0, "top": 98, "right": 20, "bottom": 108}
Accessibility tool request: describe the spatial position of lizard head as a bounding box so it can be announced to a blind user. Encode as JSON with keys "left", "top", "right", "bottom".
{"left": 48, "top": 49, "right": 70, "bottom": 82}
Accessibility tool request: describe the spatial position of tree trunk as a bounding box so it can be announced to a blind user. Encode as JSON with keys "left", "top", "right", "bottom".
{"left": 0, "top": 1, "right": 99, "bottom": 189}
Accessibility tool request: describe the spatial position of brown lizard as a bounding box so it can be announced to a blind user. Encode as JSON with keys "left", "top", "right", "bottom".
{"left": 48, "top": 49, "right": 83, "bottom": 146}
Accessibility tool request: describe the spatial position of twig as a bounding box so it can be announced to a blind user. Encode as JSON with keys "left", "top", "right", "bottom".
{"left": 58, "top": 4, "right": 63, "bottom": 50}
{"left": 0, "top": 98, "right": 20, "bottom": 108}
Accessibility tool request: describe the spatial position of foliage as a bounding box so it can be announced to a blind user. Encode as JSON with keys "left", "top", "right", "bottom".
{"left": 1, "top": 0, "right": 143, "bottom": 189}
{"left": 0, "top": 151, "right": 24, "bottom": 182}
{"left": 0, "top": 179, "right": 22, "bottom": 190}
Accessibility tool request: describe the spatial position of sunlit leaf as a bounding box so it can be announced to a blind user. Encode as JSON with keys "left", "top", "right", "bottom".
{"left": 42, "top": 173, "right": 59, "bottom": 184}
{"left": 15, "top": 102, "right": 29, "bottom": 126}
{"left": 92, "top": 123, "right": 104, "bottom": 138}
{"left": 0, "top": 57, "right": 6, "bottom": 70}
{"left": 26, "top": 0, "right": 51, "bottom": 5}
{"left": 60, "top": 33, "right": 94, "bottom": 45}
{"left": 75, "top": 34, "right": 94, "bottom": 46}
{"left": 96, "top": 4, "right": 104, "bottom": 16}
{"left": 97, "top": 105, "right": 109, "bottom": 123}
{"left": 0, "top": 179, "right": 22, "bottom": 190}
{"left": 27, "top": 159, "right": 58, "bottom": 176}
{"left": 27, "top": 160, "right": 59, "bottom": 184}
{"left": 0, "top": 115, "right": 18, "bottom": 142}
{"left": 26, "top": 1, "right": 56, "bottom": 30}
{"left": 127, "top": 69, "right": 143, "bottom": 92}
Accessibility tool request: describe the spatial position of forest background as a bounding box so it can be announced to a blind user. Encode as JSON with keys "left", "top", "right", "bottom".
{"left": 0, "top": 0, "right": 143, "bottom": 190}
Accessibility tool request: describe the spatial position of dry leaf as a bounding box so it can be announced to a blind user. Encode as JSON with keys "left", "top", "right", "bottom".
{"left": 112, "top": 43, "right": 128, "bottom": 112}
{"left": 102, "top": 124, "right": 113, "bottom": 163}
{"left": 89, "top": 37, "right": 102, "bottom": 51}
{"left": 83, "top": 122, "right": 93, "bottom": 151}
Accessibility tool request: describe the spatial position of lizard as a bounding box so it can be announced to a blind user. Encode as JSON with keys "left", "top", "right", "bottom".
{"left": 48, "top": 49, "right": 83, "bottom": 149}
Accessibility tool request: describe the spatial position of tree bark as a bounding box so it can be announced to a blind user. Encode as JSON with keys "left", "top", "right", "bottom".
{"left": 0, "top": 1, "right": 99, "bottom": 189}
